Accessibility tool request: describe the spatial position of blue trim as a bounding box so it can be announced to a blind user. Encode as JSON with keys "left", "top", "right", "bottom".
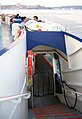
{"left": 0, "top": 48, "right": 9, "bottom": 56}
{"left": 10, "top": 23, "right": 12, "bottom": 30}
{"left": 63, "top": 31, "right": 82, "bottom": 43}
{"left": 10, "top": 19, "right": 23, "bottom": 30}
{"left": 26, "top": 31, "right": 28, "bottom": 56}
{"left": 13, "top": 19, "right": 22, "bottom": 24}
{"left": 0, "top": 38, "right": 21, "bottom": 56}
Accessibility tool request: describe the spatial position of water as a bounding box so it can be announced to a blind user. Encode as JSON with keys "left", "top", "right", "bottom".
{"left": 0, "top": 9, "right": 82, "bottom": 50}
{"left": 1, "top": 9, "right": 82, "bottom": 38}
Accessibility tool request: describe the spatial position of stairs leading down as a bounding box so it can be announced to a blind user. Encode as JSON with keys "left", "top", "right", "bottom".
{"left": 29, "top": 103, "right": 82, "bottom": 119}
{"left": 28, "top": 53, "right": 82, "bottom": 119}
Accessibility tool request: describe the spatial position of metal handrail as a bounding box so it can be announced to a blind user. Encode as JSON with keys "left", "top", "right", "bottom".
{"left": 63, "top": 88, "right": 82, "bottom": 96}
{"left": 0, "top": 92, "right": 31, "bottom": 102}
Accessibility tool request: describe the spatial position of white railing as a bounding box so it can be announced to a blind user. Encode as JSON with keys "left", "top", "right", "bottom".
{"left": 0, "top": 92, "right": 31, "bottom": 102}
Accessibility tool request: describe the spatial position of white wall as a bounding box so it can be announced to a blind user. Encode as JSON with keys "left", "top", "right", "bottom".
{"left": 65, "top": 35, "right": 82, "bottom": 69}
{"left": 0, "top": 32, "right": 28, "bottom": 119}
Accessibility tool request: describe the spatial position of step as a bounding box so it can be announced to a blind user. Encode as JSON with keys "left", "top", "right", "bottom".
{"left": 29, "top": 104, "right": 82, "bottom": 119}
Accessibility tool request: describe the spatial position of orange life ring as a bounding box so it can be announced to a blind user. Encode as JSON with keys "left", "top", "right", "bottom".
{"left": 28, "top": 50, "right": 33, "bottom": 78}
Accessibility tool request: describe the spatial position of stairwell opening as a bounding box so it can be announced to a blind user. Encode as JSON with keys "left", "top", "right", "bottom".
{"left": 30, "top": 53, "right": 60, "bottom": 108}
{"left": 34, "top": 54, "right": 54, "bottom": 96}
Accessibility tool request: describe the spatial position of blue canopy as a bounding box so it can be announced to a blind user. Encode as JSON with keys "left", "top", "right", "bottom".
{"left": 26, "top": 31, "right": 67, "bottom": 55}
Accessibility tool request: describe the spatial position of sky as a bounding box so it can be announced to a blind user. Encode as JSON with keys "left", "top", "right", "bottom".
{"left": 0, "top": 0, "right": 82, "bottom": 7}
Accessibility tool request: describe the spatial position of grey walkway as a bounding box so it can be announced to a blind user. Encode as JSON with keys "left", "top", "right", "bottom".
{"left": 29, "top": 103, "right": 82, "bottom": 119}
{"left": 0, "top": 23, "right": 14, "bottom": 51}
{"left": 28, "top": 95, "right": 61, "bottom": 119}
{"left": 33, "top": 95, "right": 60, "bottom": 107}
{"left": 28, "top": 95, "right": 82, "bottom": 119}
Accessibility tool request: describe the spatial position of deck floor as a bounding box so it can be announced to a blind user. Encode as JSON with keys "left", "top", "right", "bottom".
{"left": 28, "top": 95, "right": 82, "bottom": 119}
{"left": 0, "top": 23, "right": 14, "bottom": 51}
{"left": 32, "top": 104, "right": 82, "bottom": 119}
{"left": 29, "top": 104, "right": 82, "bottom": 119}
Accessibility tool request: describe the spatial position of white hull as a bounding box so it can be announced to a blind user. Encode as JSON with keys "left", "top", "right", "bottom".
{"left": 56, "top": 34, "right": 82, "bottom": 112}
{"left": 0, "top": 30, "right": 30, "bottom": 119}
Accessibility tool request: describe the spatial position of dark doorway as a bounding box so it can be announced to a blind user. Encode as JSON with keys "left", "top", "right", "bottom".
{"left": 28, "top": 53, "right": 61, "bottom": 108}
{"left": 33, "top": 70, "right": 54, "bottom": 97}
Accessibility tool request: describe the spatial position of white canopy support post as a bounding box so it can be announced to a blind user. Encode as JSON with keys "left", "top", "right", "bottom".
{"left": 52, "top": 53, "right": 56, "bottom": 96}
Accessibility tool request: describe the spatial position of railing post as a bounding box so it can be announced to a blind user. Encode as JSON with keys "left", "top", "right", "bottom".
{"left": 52, "top": 54, "right": 56, "bottom": 96}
